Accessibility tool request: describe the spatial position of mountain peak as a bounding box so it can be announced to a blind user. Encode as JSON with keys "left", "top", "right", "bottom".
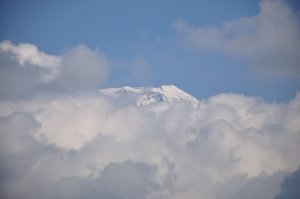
{"left": 100, "top": 85, "right": 198, "bottom": 107}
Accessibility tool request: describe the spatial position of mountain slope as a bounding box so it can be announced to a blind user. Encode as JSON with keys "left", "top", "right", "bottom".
{"left": 100, "top": 85, "right": 199, "bottom": 107}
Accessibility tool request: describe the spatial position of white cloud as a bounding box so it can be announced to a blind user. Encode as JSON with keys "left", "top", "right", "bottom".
{"left": 0, "top": 41, "right": 109, "bottom": 99}
{"left": 57, "top": 44, "right": 109, "bottom": 91}
{"left": 174, "top": 0, "right": 300, "bottom": 77}
{"left": 0, "top": 89, "right": 299, "bottom": 199}
{"left": 0, "top": 40, "right": 60, "bottom": 82}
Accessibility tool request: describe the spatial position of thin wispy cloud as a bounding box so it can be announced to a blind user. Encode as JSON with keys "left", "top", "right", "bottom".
{"left": 174, "top": 0, "right": 300, "bottom": 77}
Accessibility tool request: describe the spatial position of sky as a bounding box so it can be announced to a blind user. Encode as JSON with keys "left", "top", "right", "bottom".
{"left": 1, "top": 0, "right": 299, "bottom": 101}
{"left": 1, "top": 0, "right": 300, "bottom": 199}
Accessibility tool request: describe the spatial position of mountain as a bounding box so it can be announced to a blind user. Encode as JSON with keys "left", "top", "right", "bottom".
{"left": 100, "top": 85, "right": 199, "bottom": 108}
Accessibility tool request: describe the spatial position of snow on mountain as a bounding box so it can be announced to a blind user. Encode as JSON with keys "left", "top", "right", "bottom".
{"left": 100, "top": 85, "right": 199, "bottom": 108}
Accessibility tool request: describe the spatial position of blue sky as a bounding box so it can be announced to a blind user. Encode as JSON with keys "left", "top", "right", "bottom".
{"left": 1, "top": 1, "right": 300, "bottom": 198}
{"left": 1, "top": 0, "right": 300, "bottom": 101}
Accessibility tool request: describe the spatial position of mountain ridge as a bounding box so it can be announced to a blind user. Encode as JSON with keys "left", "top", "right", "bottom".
{"left": 100, "top": 85, "right": 199, "bottom": 107}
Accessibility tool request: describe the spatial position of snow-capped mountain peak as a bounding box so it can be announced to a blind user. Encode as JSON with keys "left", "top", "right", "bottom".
{"left": 100, "top": 85, "right": 198, "bottom": 107}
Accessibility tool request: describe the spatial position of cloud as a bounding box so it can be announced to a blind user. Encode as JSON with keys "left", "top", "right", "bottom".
{"left": 215, "top": 171, "right": 287, "bottom": 199}
{"left": 56, "top": 44, "right": 109, "bottom": 91}
{"left": 52, "top": 160, "right": 161, "bottom": 199}
{"left": 174, "top": 0, "right": 300, "bottom": 77}
{"left": 0, "top": 40, "right": 60, "bottom": 99}
{"left": 0, "top": 111, "right": 58, "bottom": 199}
{"left": 0, "top": 41, "right": 109, "bottom": 99}
{"left": 0, "top": 89, "right": 300, "bottom": 199}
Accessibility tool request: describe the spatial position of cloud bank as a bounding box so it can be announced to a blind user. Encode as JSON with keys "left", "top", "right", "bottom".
{"left": 0, "top": 41, "right": 109, "bottom": 99}
{"left": 174, "top": 0, "right": 300, "bottom": 77}
{"left": 0, "top": 89, "right": 299, "bottom": 199}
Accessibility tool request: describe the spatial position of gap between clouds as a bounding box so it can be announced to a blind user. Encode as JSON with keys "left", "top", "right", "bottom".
{"left": 174, "top": 0, "right": 300, "bottom": 78}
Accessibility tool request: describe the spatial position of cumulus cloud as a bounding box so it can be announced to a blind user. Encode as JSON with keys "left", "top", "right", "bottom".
{"left": 216, "top": 171, "right": 287, "bottom": 199}
{"left": 174, "top": 0, "right": 300, "bottom": 77}
{"left": 56, "top": 44, "right": 109, "bottom": 91}
{"left": 0, "top": 41, "right": 60, "bottom": 99}
{"left": 52, "top": 160, "right": 161, "bottom": 199}
{"left": 0, "top": 89, "right": 300, "bottom": 199}
{"left": 0, "top": 41, "right": 109, "bottom": 99}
